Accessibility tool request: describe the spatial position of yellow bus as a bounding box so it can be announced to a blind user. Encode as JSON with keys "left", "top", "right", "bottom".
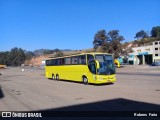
{"left": 114, "top": 59, "right": 120, "bottom": 68}
{"left": 45, "top": 53, "right": 116, "bottom": 84}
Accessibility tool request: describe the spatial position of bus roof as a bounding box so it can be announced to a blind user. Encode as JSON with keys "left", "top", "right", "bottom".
{"left": 46, "top": 52, "right": 112, "bottom": 60}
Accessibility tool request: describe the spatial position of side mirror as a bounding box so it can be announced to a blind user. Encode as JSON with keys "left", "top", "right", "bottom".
{"left": 95, "top": 60, "right": 100, "bottom": 69}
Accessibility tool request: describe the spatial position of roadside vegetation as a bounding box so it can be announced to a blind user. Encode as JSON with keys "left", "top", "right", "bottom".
{"left": 93, "top": 26, "right": 160, "bottom": 58}
{"left": 0, "top": 48, "right": 64, "bottom": 66}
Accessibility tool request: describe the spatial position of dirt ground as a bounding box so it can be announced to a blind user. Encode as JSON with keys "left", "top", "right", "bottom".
{"left": 0, "top": 65, "right": 160, "bottom": 112}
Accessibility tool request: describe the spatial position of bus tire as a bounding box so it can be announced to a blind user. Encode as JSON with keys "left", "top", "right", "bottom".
{"left": 82, "top": 76, "right": 88, "bottom": 85}
{"left": 56, "top": 74, "right": 59, "bottom": 80}
{"left": 52, "top": 74, "right": 55, "bottom": 80}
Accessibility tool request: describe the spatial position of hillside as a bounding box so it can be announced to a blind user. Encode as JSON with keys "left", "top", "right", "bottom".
{"left": 25, "top": 48, "right": 94, "bottom": 66}
{"left": 25, "top": 37, "right": 160, "bottom": 66}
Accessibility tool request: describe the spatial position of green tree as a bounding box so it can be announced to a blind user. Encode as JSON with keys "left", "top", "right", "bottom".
{"left": 0, "top": 48, "right": 39, "bottom": 66}
{"left": 93, "top": 29, "right": 124, "bottom": 58}
{"left": 93, "top": 29, "right": 107, "bottom": 49}
{"left": 0, "top": 51, "right": 9, "bottom": 65}
{"left": 108, "top": 30, "right": 124, "bottom": 42}
{"left": 104, "top": 30, "right": 124, "bottom": 58}
{"left": 25, "top": 51, "right": 35, "bottom": 60}
{"left": 54, "top": 48, "right": 60, "bottom": 53}
{"left": 134, "top": 30, "right": 148, "bottom": 39}
{"left": 43, "top": 50, "right": 53, "bottom": 55}
{"left": 151, "top": 26, "right": 160, "bottom": 37}
{"left": 9, "top": 47, "right": 26, "bottom": 66}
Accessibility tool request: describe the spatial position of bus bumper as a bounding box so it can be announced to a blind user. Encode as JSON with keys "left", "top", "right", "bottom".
{"left": 90, "top": 75, "right": 116, "bottom": 84}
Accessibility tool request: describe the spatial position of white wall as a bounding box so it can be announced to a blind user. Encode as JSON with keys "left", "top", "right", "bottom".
{"left": 132, "top": 45, "right": 153, "bottom": 55}
{"left": 128, "top": 41, "right": 160, "bottom": 64}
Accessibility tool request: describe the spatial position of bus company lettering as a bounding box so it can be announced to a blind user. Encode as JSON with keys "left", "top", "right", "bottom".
{"left": 11, "top": 112, "right": 42, "bottom": 117}
{"left": 28, "top": 113, "right": 42, "bottom": 117}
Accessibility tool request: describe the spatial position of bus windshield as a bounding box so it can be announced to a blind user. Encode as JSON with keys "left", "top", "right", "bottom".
{"left": 95, "top": 54, "right": 115, "bottom": 75}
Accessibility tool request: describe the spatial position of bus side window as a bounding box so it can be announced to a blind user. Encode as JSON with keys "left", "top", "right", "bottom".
{"left": 79, "top": 55, "right": 86, "bottom": 64}
{"left": 87, "top": 54, "right": 94, "bottom": 63}
{"left": 46, "top": 60, "right": 49, "bottom": 66}
{"left": 88, "top": 61, "right": 96, "bottom": 74}
{"left": 58, "top": 59, "right": 61, "bottom": 65}
{"left": 65, "top": 57, "right": 71, "bottom": 64}
{"left": 58, "top": 58, "right": 64, "bottom": 65}
{"left": 50, "top": 60, "right": 54, "bottom": 66}
{"left": 71, "top": 57, "right": 78, "bottom": 64}
{"left": 53, "top": 59, "right": 55, "bottom": 65}
{"left": 55, "top": 59, "right": 60, "bottom": 65}
{"left": 46, "top": 60, "right": 54, "bottom": 66}
{"left": 54, "top": 59, "right": 57, "bottom": 65}
{"left": 61, "top": 58, "right": 65, "bottom": 65}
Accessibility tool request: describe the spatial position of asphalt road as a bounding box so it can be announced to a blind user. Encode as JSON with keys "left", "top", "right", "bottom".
{"left": 0, "top": 65, "right": 160, "bottom": 112}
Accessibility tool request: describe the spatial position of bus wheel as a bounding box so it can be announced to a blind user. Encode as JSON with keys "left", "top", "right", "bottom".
{"left": 56, "top": 74, "right": 59, "bottom": 80}
{"left": 52, "top": 74, "right": 55, "bottom": 80}
{"left": 82, "top": 76, "right": 88, "bottom": 85}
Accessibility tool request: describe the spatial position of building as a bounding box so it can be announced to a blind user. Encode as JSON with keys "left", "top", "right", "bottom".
{"left": 128, "top": 41, "right": 160, "bottom": 65}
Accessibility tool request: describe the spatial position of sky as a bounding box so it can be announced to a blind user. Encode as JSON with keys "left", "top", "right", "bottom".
{"left": 0, "top": 0, "right": 160, "bottom": 51}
